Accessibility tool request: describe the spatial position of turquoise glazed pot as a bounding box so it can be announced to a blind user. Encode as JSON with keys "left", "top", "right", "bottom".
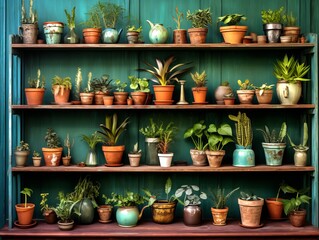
{"left": 43, "top": 22, "right": 64, "bottom": 44}
{"left": 116, "top": 206, "right": 139, "bottom": 227}
{"left": 147, "top": 20, "right": 168, "bottom": 44}
{"left": 102, "top": 28, "right": 122, "bottom": 43}
{"left": 233, "top": 145, "right": 255, "bottom": 167}
{"left": 262, "top": 143, "right": 286, "bottom": 166}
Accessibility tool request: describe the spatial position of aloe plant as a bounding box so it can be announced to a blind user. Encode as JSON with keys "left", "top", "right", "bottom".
{"left": 287, "top": 122, "right": 309, "bottom": 151}
{"left": 257, "top": 122, "right": 287, "bottom": 143}
{"left": 212, "top": 186, "right": 240, "bottom": 209}
{"left": 190, "top": 71, "right": 207, "bottom": 87}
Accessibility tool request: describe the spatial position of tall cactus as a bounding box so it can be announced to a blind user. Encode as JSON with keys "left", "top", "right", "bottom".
{"left": 228, "top": 112, "right": 253, "bottom": 147}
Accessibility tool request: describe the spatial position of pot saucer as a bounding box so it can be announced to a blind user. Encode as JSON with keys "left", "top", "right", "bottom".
{"left": 153, "top": 100, "right": 174, "bottom": 105}
{"left": 239, "top": 223, "right": 264, "bottom": 229}
{"left": 14, "top": 220, "right": 37, "bottom": 229}
{"left": 99, "top": 219, "right": 112, "bottom": 224}
{"left": 105, "top": 163, "right": 124, "bottom": 167}
{"left": 192, "top": 102, "right": 208, "bottom": 105}
{"left": 51, "top": 102, "right": 73, "bottom": 105}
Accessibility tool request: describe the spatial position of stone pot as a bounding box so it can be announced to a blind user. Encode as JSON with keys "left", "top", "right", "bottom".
{"left": 128, "top": 153, "right": 141, "bottom": 167}
{"left": 15, "top": 151, "right": 30, "bottom": 167}
{"left": 238, "top": 197, "right": 264, "bottom": 228}
{"left": 190, "top": 149, "right": 207, "bottom": 166}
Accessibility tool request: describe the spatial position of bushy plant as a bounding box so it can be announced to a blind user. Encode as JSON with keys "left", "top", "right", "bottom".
{"left": 44, "top": 128, "right": 61, "bottom": 148}
{"left": 175, "top": 184, "right": 207, "bottom": 206}
{"left": 217, "top": 14, "right": 246, "bottom": 25}
{"left": 186, "top": 8, "right": 212, "bottom": 28}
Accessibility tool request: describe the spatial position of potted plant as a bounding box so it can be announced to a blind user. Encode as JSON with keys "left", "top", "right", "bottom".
{"left": 265, "top": 184, "right": 284, "bottom": 220}
{"left": 217, "top": 14, "right": 247, "bottom": 44}
{"left": 82, "top": 5, "right": 102, "bottom": 44}
{"left": 98, "top": 113, "right": 129, "bottom": 166}
{"left": 32, "top": 150, "right": 41, "bottom": 167}
{"left": 236, "top": 79, "right": 255, "bottom": 104}
{"left": 157, "top": 121, "right": 177, "bottom": 167}
{"left": 20, "top": 0, "right": 38, "bottom": 44}
{"left": 15, "top": 187, "right": 35, "bottom": 225}
{"left": 52, "top": 75, "right": 72, "bottom": 104}
{"left": 257, "top": 122, "right": 287, "bottom": 166}
{"left": 80, "top": 71, "right": 95, "bottom": 105}
{"left": 42, "top": 128, "right": 63, "bottom": 166}
{"left": 62, "top": 133, "right": 73, "bottom": 166}
{"left": 184, "top": 120, "right": 207, "bottom": 166}
{"left": 228, "top": 112, "right": 255, "bottom": 167}
{"left": 186, "top": 8, "right": 212, "bottom": 44}
{"left": 254, "top": 83, "right": 274, "bottom": 104}
{"left": 113, "top": 79, "right": 128, "bottom": 105}
{"left": 238, "top": 191, "right": 264, "bottom": 228}
{"left": 128, "top": 75, "right": 150, "bottom": 105}
{"left": 261, "top": 6, "right": 284, "bottom": 43}
{"left": 190, "top": 70, "right": 208, "bottom": 104}
{"left": 175, "top": 184, "right": 207, "bottom": 226}
{"left": 98, "top": 195, "right": 113, "bottom": 223}
{"left": 274, "top": 54, "right": 310, "bottom": 105}
{"left": 40, "top": 193, "right": 57, "bottom": 224}
{"left": 172, "top": 6, "right": 187, "bottom": 44}
{"left": 204, "top": 123, "right": 233, "bottom": 168}
{"left": 215, "top": 81, "right": 233, "bottom": 105}
{"left": 25, "top": 69, "right": 45, "bottom": 105}
{"left": 126, "top": 25, "right": 142, "bottom": 44}
{"left": 14, "top": 140, "right": 30, "bottom": 167}
{"left": 287, "top": 122, "right": 309, "bottom": 166}
{"left": 139, "top": 56, "right": 191, "bottom": 103}
{"left": 128, "top": 142, "right": 142, "bottom": 167}
{"left": 223, "top": 91, "right": 236, "bottom": 105}
{"left": 91, "top": 74, "right": 113, "bottom": 104}
{"left": 143, "top": 177, "right": 177, "bottom": 224}
{"left": 282, "top": 12, "right": 300, "bottom": 43}
{"left": 211, "top": 186, "right": 240, "bottom": 226}
{"left": 81, "top": 131, "right": 103, "bottom": 167}
{"left": 64, "top": 6, "right": 79, "bottom": 44}
{"left": 103, "top": 191, "right": 147, "bottom": 227}
{"left": 52, "top": 192, "right": 79, "bottom": 230}
{"left": 139, "top": 118, "right": 163, "bottom": 165}
{"left": 281, "top": 183, "right": 311, "bottom": 227}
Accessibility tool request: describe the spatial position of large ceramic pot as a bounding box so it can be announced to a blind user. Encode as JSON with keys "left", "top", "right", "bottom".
{"left": 219, "top": 25, "right": 248, "bottom": 44}
{"left": 151, "top": 200, "right": 177, "bottom": 224}
{"left": 102, "top": 145, "right": 125, "bottom": 166}
{"left": 276, "top": 81, "right": 302, "bottom": 105}
{"left": 15, "top": 203, "right": 35, "bottom": 225}
{"left": 263, "top": 23, "right": 282, "bottom": 43}
{"left": 265, "top": 198, "right": 283, "bottom": 220}
{"left": 211, "top": 207, "right": 228, "bottom": 226}
{"left": 262, "top": 143, "right": 286, "bottom": 166}
{"left": 20, "top": 23, "right": 38, "bottom": 44}
{"left": 190, "top": 149, "right": 207, "bottom": 166}
{"left": 238, "top": 197, "right": 264, "bottom": 228}
{"left": 233, "top": 145, "right": 255, "bottom": 167}
{"left": 43, "top": 22, "right": 64, "bottom": 44}
{"left": 42, "top": 147, "right": 63, "bottom": 166}
{"left": 188, "top": 28, "right": 208, "bottom": 44}
{"left": 145, "top": 138, "right": 160, "bottom": 165}
{"left": 25, "top": 88, "right": 45, "bottom": 105}
{"left": 116, "top": 206, "right": 139, "bottom": 227}
{"left": 73, "top": 198, "right": 95, "bottom": 224}
{"left": 102, "top": 28, "right": 122, "bottom": 43}
{"left": 183, "top": 204, "right": 202, "bottom": 226}
{"left": 206, "top": 150, "right": 225, "bottom": 168}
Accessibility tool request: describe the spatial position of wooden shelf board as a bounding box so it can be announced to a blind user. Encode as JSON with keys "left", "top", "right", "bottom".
{"left": 11, "top": 164, "right": 315, "bottom": 173}
{"left": 1, "top": 220, "right": 319, "bottom": 239}
{"left": 11, "top": 104, "right": 316, "bottom": 110}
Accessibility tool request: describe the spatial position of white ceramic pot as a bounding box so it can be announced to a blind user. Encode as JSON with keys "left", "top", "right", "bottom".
{"left": 158, "top": 153, "right": 174, "bottom": 167}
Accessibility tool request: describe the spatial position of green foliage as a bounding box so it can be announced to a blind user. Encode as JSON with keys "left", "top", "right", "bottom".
{"left": 21, "top": 187, "right": 33, "bottom": 208}
{"left": 257, "top": 122, "right": 287, "bottom": 143}
{"left": 40, "top": 193, "right": 53, "bottom": 212}
{"left": 84, "top": 9, "right": 101, "bottom": 28}
{"left": 127, "top": 25, "right": 142, "bottom": 32}
{"left": 274, "top": 54, "right": 310, "bottom": 83}
{"left": 91, "top": 1, "right": 124, "bottom": 28}
{"left": 173, "top": 6, "right": 184, "bottom": 29}
{"left": 261, "top": 6, "right": 284, "bottom": 24}
{"left": 16, "top": 140, "right": 30, "bottom": 152}
{"left": 81, "top": 132, "right": 103, "bottom": 150}
{"left": 114, "top": 79, "right": 127, "bottom": 92}
{"left": 33, "top": 150, "right": 40, "bottom": 157}
{"left": 52, "top": 75, "right": 72, "bottom": 96}
{"left": 53, "top": 192, "right": 80, "bottom": 222}
{"left": 44, "top": 128, "right": 61, "bottom": 148}
{"left": 287, "top": 122, "right": 309, "bottom": 151}
{"left": 190, "top": 71, "right": 207, "bottom": 87}
{"left": 282, "top": 12, "right": 297, "bottom": 27}
{"left": 239, "top": 191, "right": 260, "bottom": 201}
{"left": 184, "top": 120, "right": 207, "bottom": 150}
{"left": 237, "top": 79, "right": 254, "bottom": 90}
{"left": 217, "top": 14, "right": 247, "bottom": 26}
{"left": 204, "top": 123, "right": 233, "bottom": 151}
{"left": 98, "top": 113, "right": 129, "bottom": 146}
{"left": 28, "top": 69, "right": 45, "bottom": 88}
{"left": 157, "top": 122, "right": 177, "bottom": 153}
{"left": 103, "top": 191, "right": 145, "bottom": 207}
{"left": 130, "top": 142, "right": 141, "bottom": 154}
{"left": 186, "top": 8, "right": 212, "bottom": 28}
{"left": 175, "top": 184, "right": 207, "bottom": 206}
{"left": 128, "top": 75, "right": 150, "bottom": 92}
{"left": 91, "top": 74, "right": 113, "bottom": 94}
{"left": 139, "top": 56, "right": 192, "bottom": 86}
{"left": 211, "top": 186, "right": 240, "bottom": 209}
{"left": 139, "top": 118, "right": 163, "bottom": 138}
{"left": 64, "top": 6, "right": 76, "bottom": 29}
{"left": 143, "top": 177, "right": 177, "bottom": 204}
{"left": 280, "top": 183, "right": 311, "bottom": 215}
{"left": 254, "top": 83, "right": 274, "bottom": 96}
{"left": 221, "top": 81, "right": 229, "bottom": 86}
{"left": 21, "top": 0, "right": 38, "bottom": 24}
{"left": 228, "top": 112, "right": 253, "bottom": 147}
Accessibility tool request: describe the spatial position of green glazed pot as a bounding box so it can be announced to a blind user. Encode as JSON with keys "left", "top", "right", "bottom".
{"left": 116, "top": 206, "right": 139, "bottom": 227}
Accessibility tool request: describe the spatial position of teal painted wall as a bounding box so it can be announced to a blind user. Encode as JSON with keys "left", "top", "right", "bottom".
{"left": 2, "top": 0, "right": 319, "bottom": 226}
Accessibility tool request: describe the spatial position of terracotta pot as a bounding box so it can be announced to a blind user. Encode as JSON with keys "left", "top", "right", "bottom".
{"left": 15, "top": 203, "right": 35, "bottom": 225}
{"left": 188, "top": 28, "right": 208, "bottom": 44}
{"left": 265, "top": 198, "right": 283, "bottom": 220}
{"left": 25, "top": 88, "right": 45, "bottom": 105}
{"left": 103, "top": 96, "right": 114, "bottom": 105}
{"left": 62, "top": 156, "right": 71, "bottom": 166}
{"left": 206, "top": 150, "right": 225, "bottom": 168}
{"left": 276, "top": 81, "right": 302, "bottom": 105}
{"left": 15, "top": 151, "right": 30, "bottom": 167}
{"left": 128, "top": 153, "right": 141, "bottom": 167}
{"left": 102, "top": 145, "right": 125, "bottom": 166}
{"left": 192, "top": 87, "right": 208, "bottom": 103}
{"left": 215, "top": 85, "right": 233, "bottom": 104}
{"left": 94, "top": 92, "right": 107, "bottom": 105}
{"left": 255, "top": 89, "right": 273, "bottom": 104}
{"left": 83, "top": 28, "right": 102, "bottom": 44}
{"left": 237, "top": 90, "right": 255, "bottom": 104}
{"left": 42, "top": 147, "right": 63, "bottom": 166}
{"left": 173, "top": 29, "right": 187, "bottom": 44}
{"left": 114, "top": 92, "right": 129, "bottom": 105}
{"left": 57, "top": 220, "right": 74, "bottom": 230}
{"left": 153, "top": 85, "right": 174, "bottom": 102}
{"left": 32, "top": 156, "right": 42, "bottom": 167}
{"left": 127, "top": 98, "right": 133, "bottom": 105}
{"left": 52, "top": 86, "right": 70, "bottom": 104}
{"left": 97, "top": 205, "right": 113, "bottom": 223}
{"left": 211, "top": 207, "right": 229, "bottom": 226}
{"left": 151, "top": 200, "right": 177, "bottom": 224}
{"left": 43, "top": 209, "right": 58, "bottom": 224}
{"left": 283, "top": 26, "right": 300, "bottom": 43}
{"left": 223, "top": 98, "right": 235, "bottom": 105}
{"left": 183, "top": 204, "right": 202, "bottom": 226}
{"left": 289, "top": 209, "right": 306, "bottom": 227}
{"left": 131, "top": 92, "right": 147, "bottom": 105}
{"left": 190, "top": 149, "right": 207, "bottom": 166}
{"left": 238, "top": 197, "right": 264, "bottom": 228}
{"left": 220, "top": 26, "right": 248, "bottom": 44}
{"left": 80, "top": 92, "right": 94, "bottom": 105}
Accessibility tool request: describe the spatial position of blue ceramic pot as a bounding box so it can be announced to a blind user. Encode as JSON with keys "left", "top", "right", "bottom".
{"left": 262, "top": 143, "right": 286, "bottom": 166}
{"left": 116, "top": 206, "right": 139, "bottom": 227}
{"left": 233, "top": 145, "right": 255, "bottom": 167}
{"left": 102, "top": 28, "right": 122, "bottom": 43}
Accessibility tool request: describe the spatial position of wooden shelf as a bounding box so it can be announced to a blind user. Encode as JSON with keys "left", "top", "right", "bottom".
{"left": 11, "top": 104, "right": 316, "bottom": 110}
{"left": 1, "top": 220, "right": 319, "bottom": 239}
{"left": 11, "top": 164, "right": 315, "bottom": 173}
